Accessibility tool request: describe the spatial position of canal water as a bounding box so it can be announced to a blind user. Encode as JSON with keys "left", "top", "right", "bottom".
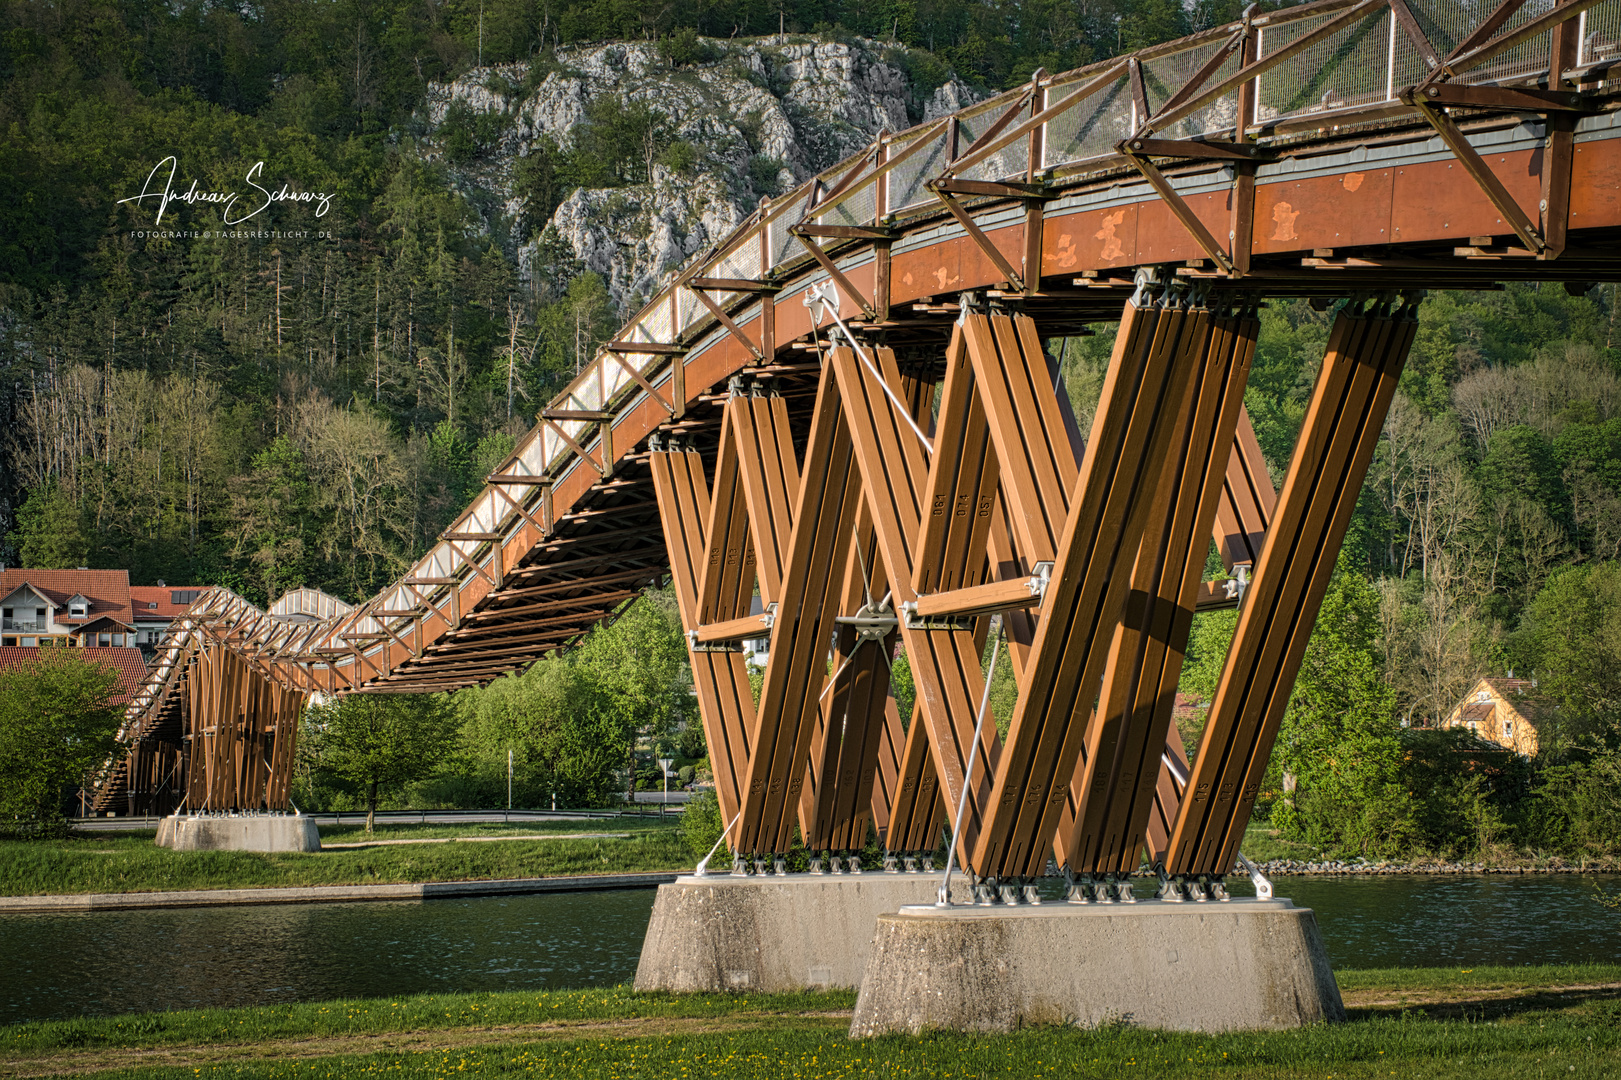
{"left": 3, "top": 874, "right": 1617, "bottom": 1023}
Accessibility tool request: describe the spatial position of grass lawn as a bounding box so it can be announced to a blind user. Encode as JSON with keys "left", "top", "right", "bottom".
{"left": 0, "top": 820, "right": 692, "bottom": 897}
{"left": 1, "top": 965, "right": 1616, "bottom": 1078}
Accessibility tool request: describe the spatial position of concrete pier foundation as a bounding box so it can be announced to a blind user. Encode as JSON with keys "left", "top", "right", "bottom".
{"left": 850, "top": 897, "right": 1342, "bottom": 1035}
{"left": 634, "top": 872, "right": 943, "bottom": 992}
{"left": 155, "top": 814, "right": 322, "bottom": 853}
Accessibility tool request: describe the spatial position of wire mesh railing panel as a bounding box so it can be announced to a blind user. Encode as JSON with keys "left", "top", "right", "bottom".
{"left": 625, "top": 302, "right": 672, "bottom": 346}
{"left": 1398, "top": 0, "right": 1554, "bottom": 85}
{"left": 815, "top": 180, "right": 879, "bottom": 228}
{"left": 886, "top": 128, "right": 950, "bottom": 213}
{"left": 602, "top": 353, "right": 629, "bottom": 401}
{"left": 677, "top": 287, "right": 703, "bottom": 335}
{"left": 717, "top": 234, "right": 762, "bottom": 280}
{"left": 955, "top": 98, "right": 1030, "bottom": 181}
{"left": 515, "top": 432, "right": 550, "bottom": 476}
{"left": 1144, "top": 40, "right": 1245, "bottom": 138}
{"left": 465, "top": 490, "right": 501, "bottom": 535}
{"left": 1458, "top": 0, "right": 1555, "bottom": 84}
{"left": 769, "top": 210, "right": 806, "bottom": 270}
{"left": 1255, "top": 6, "right": 1395, "bottom": 123}
{"left": 960, "top": 132, "right": 1031, "bottom": 182}
{"left": 1042, "top": 73, "right": 1134, "bottom": 168}
{"left": 1581, "top": 0, "right": 1621, "bottom": 64}
{"left": 567, "top": 373, "right": 602, "bottom": 412}
{"left": 422, "top": 544, "right": 457, "bottom": 582}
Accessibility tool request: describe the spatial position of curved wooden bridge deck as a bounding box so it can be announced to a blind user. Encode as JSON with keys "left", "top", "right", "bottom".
{"left": 98, "top": 0, "right": 1621, "bottom": 891}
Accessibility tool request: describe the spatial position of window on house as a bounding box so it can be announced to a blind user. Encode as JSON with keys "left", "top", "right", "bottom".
{"left": 1476, "top": 690, "right": 1491, "bottom": 702}
{"left": 69, "top": 600, "right": 86, "bottom": 617}
{"left": 171, "top": 590, "right": 201, "bottom": 606}
{"left": 1504, "top": 722, "right": 1514, "bottom": 737}
{"left": 1468, "top": 720, "right": 1478, "bottom": 732}
{"left": 97, "top": 633, "right": 111, "bottom": 647}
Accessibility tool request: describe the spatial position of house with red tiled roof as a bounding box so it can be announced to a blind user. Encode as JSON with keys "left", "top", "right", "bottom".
{"left": 0, "top": 568, "right": 138, "bottom": 649}
{"left": 1441, "top": 676, "right": 1558, "bottom": 757}
{"left": 0, "top": 569, "right": 208, "bottom": 653}
{"left": 129, "top": 583, "right": 211, "bottom": 650}
{"left": 0, "top": 646, "right": 148, "bottom": 705}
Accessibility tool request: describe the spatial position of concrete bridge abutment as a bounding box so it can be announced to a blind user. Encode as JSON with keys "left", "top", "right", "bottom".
{"left": 634, "top": 872, "right": 942, "bottom": 992}
{"left": 155, "top": 814, "right": 322, "bottom": 853}
{"left": 850, "top": 898, "right": 1343, "bottom": 1036}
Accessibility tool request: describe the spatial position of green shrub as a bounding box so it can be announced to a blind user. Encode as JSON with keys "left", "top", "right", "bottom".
{"left": 747, "top": 155, "right": 785, "bottom": 196}
{"left": 659, "top": 28, "right": 716, "bottom": 67}
{"left": 682, "top": 788, "right": 724, "bottom": 860}
{"left": 658, "top": 140, "right": 698, "bottom": 174}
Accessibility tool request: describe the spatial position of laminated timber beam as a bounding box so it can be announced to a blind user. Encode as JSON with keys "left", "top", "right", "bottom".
{"left": 1162, "top": 293, "right": 1420, "bottom": 885}
{"left": 1056, "top": 300, "right": 1261, "bottom": 884}
{"left": 971, "top": 275, "right": 1210, "bottom": 881}
{"left": 736, "top": 363, "right": 868, "bottom": 856}
{"left": 830, "top": 332, "right": 1002, "bottom": 871}
{"left": 650, "top": 443, "right": 757, "bottom": 848}
{"left": 800, "top": 372, "right": 937, "bottom": 857}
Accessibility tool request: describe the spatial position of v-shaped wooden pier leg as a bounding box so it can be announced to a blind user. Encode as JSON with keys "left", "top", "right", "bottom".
{"left": 1163, "top": 294, "right": 1420, "bottom": 887}
{"left": 1058, "top": 301, "right": 1260, "bottom": 885}
{"left": 650, "top": 442, "right": 757, "bottom": 842}
{"left": 971, "top": 275, "right": 1209, "bottom": 881}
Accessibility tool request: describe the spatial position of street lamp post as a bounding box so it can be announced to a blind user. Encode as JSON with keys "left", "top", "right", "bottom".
{"left": 658, "top": 757, "right": 674, "bottom": 818}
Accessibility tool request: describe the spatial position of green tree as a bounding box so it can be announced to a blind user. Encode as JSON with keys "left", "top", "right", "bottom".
{"left": 303, "top": 693, "right": 457, "bottom": 831}
{"left": 455, "top": 651, "right": 626, "bottom": 808}
{"left": 0, "top": 649, "right": 124, "bottom": 831}
{"left": 227, "top": 437, "right": 318, "bottom": 607}
{"left": 1274, "top": 558, "right": 1408, "bottom": 857}
{"left": 571, "top": 587, "right": 690, "bottom": 798}
{"left": 1514, "top": 562, "right": 1621, "bottom": 738}
{"left": 13, "top": 483, "right": 91, "bottom": 570}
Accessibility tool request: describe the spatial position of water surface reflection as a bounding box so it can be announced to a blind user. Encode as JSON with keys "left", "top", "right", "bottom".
{"left": 3, "top": 874, "right": 1617, "bottom": 1023}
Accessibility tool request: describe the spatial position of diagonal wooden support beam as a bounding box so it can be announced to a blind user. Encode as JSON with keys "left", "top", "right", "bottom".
{"left": 1399, "top": 94, "right": 1545, "bottom": 252}
{"left": 971, "top": 279, "right": 1210, "bottom": 881}
{"left": 929, "top": 189, "right": 1025, "bottom": 291}
{"left": 802, "top": 506, "right": 898, "bottom": 855}
{"left": 1059, "top": 303, "right": 1260, "bottom": 880}
{"left": 1214, "top": 407, "right": 1277, "bottom": 569}
{"left": 830, "top": 340, "right": 1005, "bottom": 870}
{"left": 539, "top": 417, "right": 605, "bottom": 476}
{"left": 737, "top": 363, "right": 868, "bottom": 855}
{"left": 695, "top": 409, "right": 759, "bottom": 633}
{"left": 650, "top": 445, "right": 757, "bottom": 848}
{"left": 727, "top": 392, "right": 801, "bottom": 603}
{"left": 1163, "top": 294, "right": 1421, "bottom": 881}
{"left": 792, "top": 231, "right": 879, "bottom": 321}
{"left": 687, "top": 283, "right": 766, "bottom": 361}
{"left": 962, "top": 312, "right": 1079, "bottom": 566}
{"left": 1118, "top": 149, "right": 1237, "bottom": 273}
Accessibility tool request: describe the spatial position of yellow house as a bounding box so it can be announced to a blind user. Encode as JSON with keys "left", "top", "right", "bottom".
{"left": 1440, "top": 677, "right": 1555, "bottom": 757}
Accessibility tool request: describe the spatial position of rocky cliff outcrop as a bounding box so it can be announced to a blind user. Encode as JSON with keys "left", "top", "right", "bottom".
{"left": 422, "top": 36, "right": 977, "bottom": 311}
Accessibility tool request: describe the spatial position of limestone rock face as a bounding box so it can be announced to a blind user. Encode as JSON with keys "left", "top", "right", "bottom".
{"left": 421, "top": 38, "right": 978, "bottom": 310}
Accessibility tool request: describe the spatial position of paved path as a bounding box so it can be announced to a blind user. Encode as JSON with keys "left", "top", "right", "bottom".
{"left": 0, "top": 871, "right": 680, "bottom": 913}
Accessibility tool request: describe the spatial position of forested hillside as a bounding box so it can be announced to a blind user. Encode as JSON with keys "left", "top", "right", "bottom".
{"left": 3, "top": 0, "right": 1620, "bottom": 854}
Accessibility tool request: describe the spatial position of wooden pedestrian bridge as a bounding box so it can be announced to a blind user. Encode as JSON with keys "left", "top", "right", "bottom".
{"left": 95, "top": 0, "right": 1621, "bottom": 897}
